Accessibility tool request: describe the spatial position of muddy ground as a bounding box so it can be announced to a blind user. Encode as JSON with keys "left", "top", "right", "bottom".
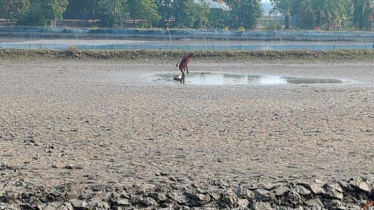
{"left": 0, "top": 60, "right": 374, "bottom": 209}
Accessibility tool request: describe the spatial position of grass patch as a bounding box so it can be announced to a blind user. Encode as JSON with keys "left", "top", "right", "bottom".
{"left": 0, "top": 49, "right": 374, "bottom": 62}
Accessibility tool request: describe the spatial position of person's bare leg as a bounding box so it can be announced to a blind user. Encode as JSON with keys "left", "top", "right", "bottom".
{"left": 180, "top": 71, "right": 184, "bottom": 84}
{"left": 179, "top": 67, "right": 184, "bottom": 83}
{"left": 186, "top": 66, "right": 189, "bottom": 74}
{"left": 182, "top": 69, "right": 186, "bottom": 84}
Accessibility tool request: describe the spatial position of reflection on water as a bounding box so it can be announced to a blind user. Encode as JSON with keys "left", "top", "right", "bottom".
{"left": 157, "top": 72, "right": 344, "bottom": 85}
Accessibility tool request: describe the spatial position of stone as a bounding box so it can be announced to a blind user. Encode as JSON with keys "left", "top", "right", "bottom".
{"left": 258, "top": 183, "right": 281, "bottom": 191}
{"left": 61, "top": 202, "right": 74, "bottom": 210}
{"left": 170, "top": 176, "right": 178, "bottom": 182}
{"left": 211, "top": 179, "right": 229, "bottom": 187}
{"left": 254, "top": 189, "right": 275, "bottom": 202}
{"left": 140, "top": 184, "right": 156, "bottom": 194}
{"left": 357, "top": 181, "right": 371, "bottom": 193}
{"left": 286, "top": 191, "right": 302, "bottom": 205}
{"left": 315, "top": 179, "right": 326, "bottom": 185}
{"left": 141, "top": 197, "right": 158, "bottom": 207}
{"left": 69, "top": 199, "right": 88, "bottom": 209}
{"left": 323, "top": 184, "right": 344, "bottom": 200}
{"left": 88, "top": 197, "right": 110, "bottom": 210}
{"left": 119, "top": 192, "right": 129, "bottom": 199}
{"left": 207, "top": 192, "right": 221, "bottom": 201}
{"left": 149, "top": 192, "right": 167, "bottom": 202}
{"left": 304, "top": 198, "right": 324, "bottom": 208}
{"left": 324, "top": 199, "right": 346, "bottom": 210}
{"left": 295, "top": 185, "right": 311, "bottom": 196}
{"left": 186, "top": 193, "right": 211, "bottom": 206}
{"left": 251, "top": 202, "right": 273, "bottom": 210}
{"left": 130, "top": 194, "right": 144, "bottom": 204}
{"left": 326, "top": 183, "right": 343, "bottom": 193}
{"left": 87, "top": 197, "right": 103, "bottom": 207}
{"left": 167, "top": 192, "right": 187, "bottom": 205}
{"left": 273, "top": 186, "right": 289, "bottom": 197}
{"left": 349, "top": 178, "right": 371, "bottom": 193}
{"left": 237, "top": 198, "right": 250, "bottom": 208}
{"left": 309, "top": 183, "right": 324, "bottom": 195}
{"left": 235, "top": 187, "right": 255, "bottom": 199}
{"left": 115, "top": 198, "right": 131, "bottom": 206}
{"left": 44, "top": 204, "right": 61, "bottom": 210}
{"left": 222, "top": 189, "right": 238, "bottom": 207}
{"left": 19, "top": 204, "right": 35, "bottom": 210}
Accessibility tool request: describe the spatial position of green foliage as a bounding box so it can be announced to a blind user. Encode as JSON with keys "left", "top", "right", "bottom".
{"left": 209, "top": 8, "right": 228, "bottom": 29}
{"left": 265, "top": 21, "right": 282, "bottom": 30}
{"left": 225, "top": 0, "right": 263, "bottom": 29}
{"left": 94, "top": 0, "right": 127, "bottom": 27}
{"left": 353, "top": 0, "right": 371, "bottom": 30}
{"left": 302, "top": 0, "right": 342, "bottom": 29}
{"left": 128, "top": 0, "right": 160, "bottom": 27}
{"left": 17, "top": 1, "right": 45, "bottom": 26}
{"left": 156, "top": 0, "right": 173, "bottom": 27}
{"left": 16, "top": 0, "right": 69, "bottom": 26}
{"left": 270, "top": 0, "right": 295, "bottom": 28}
{"left": 0, "top": 0, "right": 30, "bottom": 19}
{"left": 64, "top": 0, "right": 97, "bottom": 21}
{"left": 0, "top": 0, "right": 373, "bottom": 31}
{"left": 171, "top": 0, "right": 198, "bottom": 28}
{"left": 272, "top": 0, "right": 354, "bottom": 30}
{"left": 194, "top": 0, "right": 211, "bottom": 28}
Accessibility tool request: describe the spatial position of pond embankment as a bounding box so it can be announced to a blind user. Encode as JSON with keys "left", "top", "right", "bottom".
{"left": 1, "top": 48, "right": 374, "bottom": 62}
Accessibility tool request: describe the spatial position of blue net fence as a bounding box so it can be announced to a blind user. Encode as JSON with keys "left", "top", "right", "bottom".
{"left": 1, "top": 42, "right": 373, "bottom": 51}
{"left": 2, "top": 27, "right": 374, "bottom": 41}
{"left": 1, "top": 27, "right": 374, "bottom": 51}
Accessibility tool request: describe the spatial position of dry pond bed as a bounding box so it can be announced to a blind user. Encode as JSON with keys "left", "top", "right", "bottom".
{"left": 0, "top": 60, "right": 374, "bottom": 209}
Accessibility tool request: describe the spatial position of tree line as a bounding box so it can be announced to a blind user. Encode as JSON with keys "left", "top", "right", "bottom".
{"left": 0, "top": 0, "right": 262, "bottom": 29}
{"left": 271, "top": 0, "right": 374, "bottom": 30}
{"left": 0, "top": 0, "right": 373, "bottom": 30}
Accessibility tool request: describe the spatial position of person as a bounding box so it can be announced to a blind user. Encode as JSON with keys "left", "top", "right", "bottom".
{"left": 176, "top": 52, "right": 194, "bottom": 84}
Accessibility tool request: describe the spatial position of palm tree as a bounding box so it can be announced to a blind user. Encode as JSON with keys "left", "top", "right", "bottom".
{"left": 353, "top": 0, "right": 372, "bottom": 30}
{"left": 302, "top": 0, "right": 341, "bottom": 29}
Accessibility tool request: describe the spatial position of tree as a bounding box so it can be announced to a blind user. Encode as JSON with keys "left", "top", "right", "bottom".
{"left": 171, "top": 0, "right": 198, "bottom": 28}
{"left": 353, "top": 0, "right": 372, "bottom": 30}
{"left": 209, "top": 8, "right": 229, "bottom": 29}
{"left": 0, "top": 0, "right": 30, "bottom": 20}
{"left": 194, "top": 0, "right": 211, "bottom": 29}
{"left": 270, "top": 0, "right": 295, "bottom": 29}
{"left": 94, "top": 0, "right": 127, "bottom": 27}
{"left": 17, "top": 1, "right": 46, "bottom": 26}
{"left": 64, "top": 0, "right": 99, "bottom": 25}
{"left": 47, "top": 0, "right": 70, "bottom": 26}
{"left": 301, "top": 0, "right": 342, "bottom": 29}
{"left": 226, "top": 0, "right": 263, "bottom": 29}
{"left": 127, "top": 0, "right": 160, "bottom": 27}
{"left": 156, "top": 0, "right": 173, "bottom": 27}
{"left": 16, "top": 0, "right": 68, "bottom": 26}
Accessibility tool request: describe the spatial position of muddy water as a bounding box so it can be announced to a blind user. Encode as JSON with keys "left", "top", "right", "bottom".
{"left": 156, "top": 72, "right": 344, "bottom": 85}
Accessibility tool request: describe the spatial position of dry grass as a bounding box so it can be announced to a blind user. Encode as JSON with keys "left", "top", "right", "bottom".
{"left": 0, "top": 49, "right": 374, "bottom": 62}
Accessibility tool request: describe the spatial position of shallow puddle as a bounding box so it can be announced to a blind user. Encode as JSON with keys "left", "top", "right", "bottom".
{"left": 156, "top": 72, "right": 344, "bottom": 85}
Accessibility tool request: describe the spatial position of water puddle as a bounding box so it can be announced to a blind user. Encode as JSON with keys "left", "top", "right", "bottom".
{"left": 155, "top": 72, "right": 344, "bottom": 85}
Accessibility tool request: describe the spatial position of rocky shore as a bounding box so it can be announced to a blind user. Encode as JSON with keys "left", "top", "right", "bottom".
{"left": 1, "top": 171, "right": 374, "bottom": 210}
